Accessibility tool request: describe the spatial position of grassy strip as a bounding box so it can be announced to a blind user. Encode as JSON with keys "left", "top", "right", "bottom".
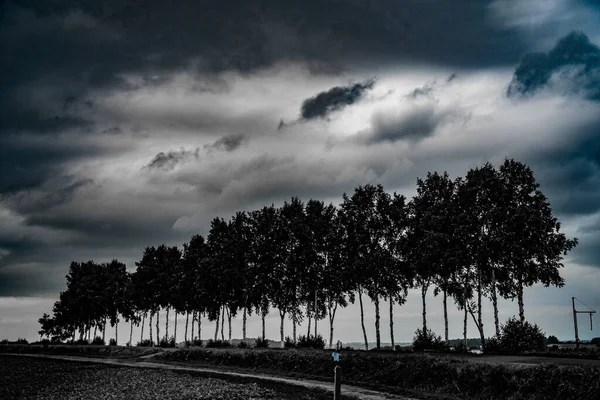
{"left": 0, "top": 344, "right": 160, "bottom": 358}
{"left": 154, "top": 348, "right": 600, "bottom": 400}
{"left": 4, "top": 345, "right": 600, "bottom": 399}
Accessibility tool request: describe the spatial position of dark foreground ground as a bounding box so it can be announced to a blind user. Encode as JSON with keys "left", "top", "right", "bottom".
{"left": 0, "top": 355, "right": 333, "bottom": 400}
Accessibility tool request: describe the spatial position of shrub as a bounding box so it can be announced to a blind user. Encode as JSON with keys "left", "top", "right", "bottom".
{"left": 91, "top": 336, "right": 105, "bottom": 345}
{"left": 159, "top": 336, "right": 176, "bottom": 348}
{"left": 547, "top": 335, "right": 560, "bottom": 344}
{"left": 412, "top": 328, "right": 446, "bottom": 352}
{"left": 108, "top": 338, "right": 117, "bottom": 346}
{"left": 394, "top": 344, "right": 411, "bottom": 352}
{"left": 137, "top": 339, "right": 154, "bottom": 347}
{"left": 482, "top": 336, "right": 502, "bottom": 354}
{"left": 452, "top": 341, "right": 469, "bottom": 353}
{"left": 238, "top": 340, "right": 249, "bottom": 348}
{"left": 192, "top": 338, "right": 203, "bottom": 347}
{"left": 206, "top": 339, "right": 231, "bottom": 348}
{"left": 0, "top": 339, "right": 9, "bottom": 344}
{"left": 15, "top": 338, "right": 28, "bottom": 344}
{"left": 497, "top": 316, "right": 547, "bottom": 354}
{"left": 74, "top": 338, "right": 88, "bottom": 345}
{"left": 284, "top": 336, "right": 296, "bottom": 348}
{"left": 591, "top": 337, "right": 600, "bottom": 347}
{"left": 255, "top": 337, "right": 270, "bottom": 348}
{"left": 297, "top": 334, "right": 326, "bottom": 349}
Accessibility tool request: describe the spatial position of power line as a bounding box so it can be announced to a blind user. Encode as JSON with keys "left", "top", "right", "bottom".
{"left": 574, "top": 297, "right": 596, "bottom": 312}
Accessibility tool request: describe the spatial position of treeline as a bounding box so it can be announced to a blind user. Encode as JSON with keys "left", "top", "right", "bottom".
{"left": 38, "top": 159, "right": 578, "bottom": 349}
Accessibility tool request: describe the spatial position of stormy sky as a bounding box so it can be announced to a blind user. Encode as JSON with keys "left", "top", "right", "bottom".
{"left": 1, "top": 0, "right": 600, "bottom": 344}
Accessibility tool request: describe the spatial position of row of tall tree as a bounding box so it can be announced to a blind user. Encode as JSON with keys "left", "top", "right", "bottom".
{"left": 39, "top": 159, "right": 578, "bottom": 349}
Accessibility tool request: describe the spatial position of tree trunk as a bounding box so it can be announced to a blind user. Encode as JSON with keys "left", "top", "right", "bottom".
{"left": 185, "top": 312, "right": 189, "bottom": 343}
{"left": 443, "top": 289, "right": 449, "bottom": 343}
{"left": 518, "top": 276, "right": 525, "bottom": 323}
{"left": 197, "top": 312, "right": 201, "bottom": 341}
{"left": 463, "top": 303, "right": 468, "bottom": 350}
{"left": 279, "top": 311, "right": 285, "bottom": 348}
{"left": 214, "top": 307, "right": 220, "bottom": 341}
{"left": 307, "top": 314, "right": 312, "bottom": 337}
{"left": 328, "top": 303, "right": 338, "bottom": 349}
{"left": 227, "top": 308, "right": 232, "bottom": 342}
{"left": 149, "top": 313, "right": 153, "bottom": 345}
{"left": 242, "top": 308, "right": 247, "bottom": 340}
{"left": 477, "top": 268, "right": 483, "bottom": 341}
{"left": 174, "top": 312, "right": 178, "bottom": 344}
{"left": 262, "top": 311, "right": 266, "bottom": 340}
{"left": 103, "top": 317, "right": 107, "bottom": 343}
{"left": 165, "top": 307, "right": 170, "bottom": 340}
{"left": 421, "top": 284, "right": 428, "bottom": 332}
{"left": 156, "top": 309, "right": 160, "bottom": 345}
{"left": 389, "top": 298, "right": 395, "bottom": 349}
{"left": 115, "top": 320, "right": 118, "bottom": 346}
{"left": 314, "top": 296, "right": 318, "bottom": 339}
{"left": 468, "top": 304, "right": 485, "bottom": 346}
{"left": 129, "top": 320, "right": 133, "bottom": 345}
{"left": 140, "top": 312, "right": 146, "bottom": 343}
{"left": 374, "top": 296, "right": 381, "bottom": 349}
{"left": 94, "top": 325, "right": 97, "bottom": 340}
{"left": 293, "top": 318, "right": 297, "bottom": 343}
{"left": 191, "top": 312, "right": 195, "bottom": 341}
{"left": 463, "top": 277, "right": 468, "bottom": 349}
{"left": 491, "top": 269, "right": 500, "bottom": 337}
{"left": 220, "top": 306, "right": 225, "bottom": 341}
{"left": 358, "top": 289, "right": 368, "bottom": 350}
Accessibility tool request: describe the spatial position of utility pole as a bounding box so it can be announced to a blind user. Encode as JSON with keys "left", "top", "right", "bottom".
{"left": 572, "top": 297, "right": 596, "bottom": 349}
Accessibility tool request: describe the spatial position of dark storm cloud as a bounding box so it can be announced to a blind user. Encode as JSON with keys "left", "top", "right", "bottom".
{"left": 1, "top": 0, "right": 528, "bottom": 141}
{"left": 3, "top": 178, "right": 94, "bottom": 215}
{"left": 571, "top": 234, "right": 600, "bottom": 267}
{"left": 0, "top": 0, "right": 529, "bottom": 200}
{"left": 507, "top": 31, "right": 600, "bottom": 100}
{"left": 146, "top": 148, "right": 199, "bottom": 171}
{"left": 146, "top": 135, "right": 247, "bottom": 171}
{"left": 205, "top": 134, "right": 248, "bottom": 152}
{"left": 359, "top": 105, "right": 446, "bottom": 144}
{"left": 406, "top": 82, "right": 436, "bottom": 99}
{"left": 0, "top": 135, "right": 110, "bottom": 195}
{"left": 24, "top": 213, "right": 186, "bottom": 249}
{"left": 300, "top": 79, "right": 376, "bottom": 120}
{"left": 529, "top": 118, "right": 600, "bottom": 219}
{"left": 0, "top": 264, "right": 65, "bottom": 297}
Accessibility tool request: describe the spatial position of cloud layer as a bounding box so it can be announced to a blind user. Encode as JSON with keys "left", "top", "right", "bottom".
{"left": 507, "top": 31, "right": 600, "bottom": 100}
{"left": 2, "top": 0, "right": 600, "bottom": 343}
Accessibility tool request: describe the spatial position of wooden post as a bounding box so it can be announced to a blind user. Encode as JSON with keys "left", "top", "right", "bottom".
{"left": 573, "top": 297, "right": 579, "bottom": 349}
{"left": 334, "top": 365, "right": 341, "bottom": 400}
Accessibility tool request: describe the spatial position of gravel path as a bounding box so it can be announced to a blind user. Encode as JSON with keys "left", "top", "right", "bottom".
{"left": 5, "top": 353, "right": 414, "bottom": 400}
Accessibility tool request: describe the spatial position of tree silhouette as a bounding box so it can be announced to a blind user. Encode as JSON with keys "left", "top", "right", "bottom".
{"left": 340, "top": 184, "right": 392, "bottom": 349}
{"left": 39, "top": 158, "right": 577, "bottom": 352}
{"left": 496, "top": 159, "right": 578, "bottom": 322}
{"left": 408, "top": 172, "right": 454, "bottom": 336}
{"left": 248, "top": 205, "right": 282, "bottom": 340}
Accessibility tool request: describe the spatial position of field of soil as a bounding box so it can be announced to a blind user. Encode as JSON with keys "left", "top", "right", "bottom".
{"left": 3, "top": 344, "right": 600, "bottom": 399}
{"left": 0, "top": 355, "right": 334, "bottom": 400}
